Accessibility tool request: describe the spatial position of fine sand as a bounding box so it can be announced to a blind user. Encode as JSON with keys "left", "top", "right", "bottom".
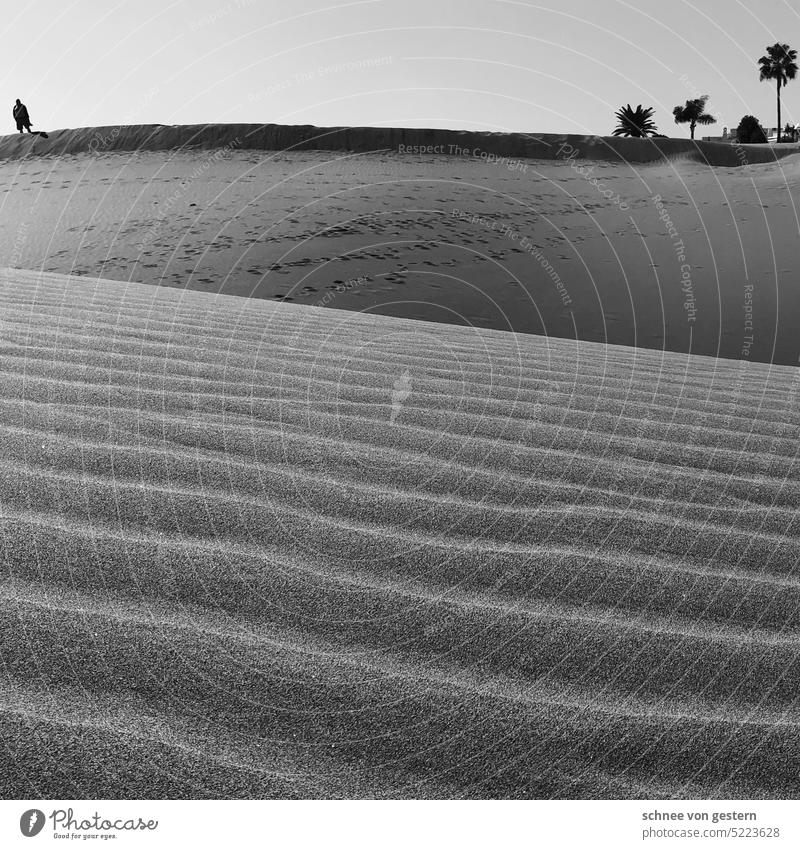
{"left": 1, "top": 125, "right": 799, "bottom": 364}
{"left": 0, "top": 267, "right": 799, "bottom": 799}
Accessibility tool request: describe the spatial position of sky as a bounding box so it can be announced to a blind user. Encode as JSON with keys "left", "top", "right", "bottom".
{"left": 2, "top": 0, "right": 799, "bottom": 136}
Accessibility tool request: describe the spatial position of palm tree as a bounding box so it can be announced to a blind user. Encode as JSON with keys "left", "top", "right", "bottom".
{"left": 758, "top": 43, "right": 798, "bottom": 142}
{"left": 672, "top": 95, "right": 717, "bottom": 139}
{"left": 612, "top": 104, "right": 659, "bottom": 137}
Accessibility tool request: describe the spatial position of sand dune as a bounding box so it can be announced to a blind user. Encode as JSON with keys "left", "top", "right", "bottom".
{"left": 0, "top": 267, "right": 798, "bottom": 799}
{"left": 0, "top": 122, "right": 795, "bottom": 165}
{"left": 2, "top": 128, "right": 799, "bottom": 365}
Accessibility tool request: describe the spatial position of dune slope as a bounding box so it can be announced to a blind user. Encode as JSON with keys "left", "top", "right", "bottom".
{"left": 0, "top": 268, "right": 799, "bottom": 799}
{"left": 3, "top": 140, "right": 800, "bottom": 364}
{"left": 0, "top": 123, "right": 796, "bottom": 166}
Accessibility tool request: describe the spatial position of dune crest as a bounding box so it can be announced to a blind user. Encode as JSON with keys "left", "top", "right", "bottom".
{"left": 0, "top": 122, "right": 796, "bottom": 167}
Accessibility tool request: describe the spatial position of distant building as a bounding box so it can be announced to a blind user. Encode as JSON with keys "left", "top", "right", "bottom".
{"left": 762, "top": 126, "right": 799, "bottom": 143}
{"left": 700, "top": 124, "right": 800, "bottom": 144}
{"left": 701, "top": 132, "right": 734, "bottom": 143}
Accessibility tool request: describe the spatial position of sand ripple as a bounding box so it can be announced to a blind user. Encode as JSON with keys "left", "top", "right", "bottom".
{"left": 0, "top": 268, "right": 798, "bottom": 799}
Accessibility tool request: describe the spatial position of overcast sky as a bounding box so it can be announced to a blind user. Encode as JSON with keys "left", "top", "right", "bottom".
{"left": 3, "top": 0, "right": 798, "bottom": 135}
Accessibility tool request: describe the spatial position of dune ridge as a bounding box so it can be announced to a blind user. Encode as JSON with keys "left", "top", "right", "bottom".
{"left": 0, "top": 267, "right": 799, "bottom": 799}
{"left": 0, "top": 122, "right": 796, "bottom": 166}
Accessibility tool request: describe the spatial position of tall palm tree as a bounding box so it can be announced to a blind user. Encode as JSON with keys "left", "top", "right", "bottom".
{"left": 758, "top": 43, "right": 798, "bottom": 142}
{"left": 612, "top": 104, "right": 659, "bottom": 137}
{"left": 672, "top": 95, "right": 717, "bottom": 139}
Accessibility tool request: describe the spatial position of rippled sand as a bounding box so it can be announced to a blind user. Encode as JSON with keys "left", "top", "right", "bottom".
{"left": 0, "top": 268, "right": 798, "bottom": 799}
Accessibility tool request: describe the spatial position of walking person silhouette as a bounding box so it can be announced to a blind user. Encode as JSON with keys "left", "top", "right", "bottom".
{"left": 13, "top": 99, "right": 32, "bottom": 133}
{"left": 13, "top": 99, "right": 48, "bottom": 138}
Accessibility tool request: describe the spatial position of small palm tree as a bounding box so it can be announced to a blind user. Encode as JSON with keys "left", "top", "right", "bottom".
{"left": 612, "top": 104, "right": 659, "bottom": 137}
{"left": 758, "top": 43, "right": 798, "bottom": 142}
{"left": 672, "top": 95, "right": 717, "bottom": 139}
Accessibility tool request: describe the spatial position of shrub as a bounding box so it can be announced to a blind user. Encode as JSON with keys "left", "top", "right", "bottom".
{"left": 736, "top": 115, "right": 768, "bottom": 143}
